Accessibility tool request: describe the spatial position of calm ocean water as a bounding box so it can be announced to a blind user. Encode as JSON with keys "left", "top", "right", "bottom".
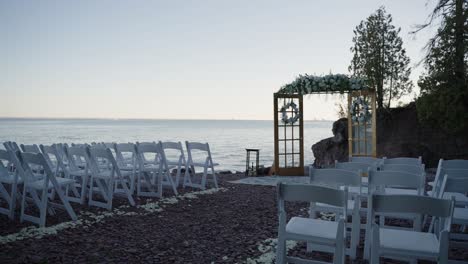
{"left": 0, "top": 119, "right": 333, "bottom": 171}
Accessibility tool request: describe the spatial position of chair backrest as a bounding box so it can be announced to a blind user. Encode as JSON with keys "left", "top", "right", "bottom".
{"left": 310, "top": 167, "right": 361, "bottom": 187}
{"left": 135, "top": 142, "right": 161, "bottom": 166}
{"left": 369, "top": 193, "right": 454, "bottom": 233}
{"left": 55, "top": 143, "right": 69, "bottom": 164}
{"left": 440, "top": 176, "right": 468, "bottom": 198}
{"left": 18, "top": 151, "right": 53, "bottom": 183}
{"left": 39, "top": 144, "right": 65, "bottom": 175}
{"left": 185, "top": 141, "right": 213, "bottom": 165}
{"left": 440, "top": 159, "right": 468, "bottom": 170}
{"left": 20, "top": 144, "right": 41, "bottom": 153}
{"left": 335, "top": 161, "right": 374, "bottom": 174}
{"left": 160, "top": 141, "right": 185, "bottom": 165}
{"left": 431, "top": 167, "right": 468, "bottom": 197}
{"left": 278, "top": 183, "right": 348, "bottom": 212}
{"left": 383, "top": 156, "right": 422, "bottom": 166}
{"left": 368, "top": 170, "right": 424, "bottom": 194}
{"left": 65, "top": 145, "right": 89, "bottom": 171}
{"left": 114, "top": 143, "right": 136, "bottom": 167}
{"left": 4, "top": 142, "right": 21, "bottom": 152}
{"left": 349, "top": 156, "right": 381, "bottom": 164}
{"left": 380, "top": 164, "right": 425, "bottom": 175}
{"left": 87, "top": 146, "right": 119, "bottom": 176}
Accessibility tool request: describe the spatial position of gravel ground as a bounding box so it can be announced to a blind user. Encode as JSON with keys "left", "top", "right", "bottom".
{"left": 0, "top": 173, "right": 467, "bottom": 263}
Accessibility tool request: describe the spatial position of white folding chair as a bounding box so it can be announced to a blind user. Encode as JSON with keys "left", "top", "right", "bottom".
{"left": 114, "top": 143, "right": 137, "bottom": 194}
{"left": 0, "top": 149, "right": 23, "bottom": 220}
{"left": 276, "top": 183, "right": 347, "bottom": 264}
{"left": 184, "top": 141, "right": 218, "bottom": 190}
{"left": 382, "top": 156, "right": 422, "bottom": 166}
{"left": 64, "top": 145, "right": 90, "bottom": 204}
{"left": 87, "top": 146, "right": 135, "bottom": 210}
{"left": 366, "top": 193, "right": 454, "bottom": 264}
{"left": 309, "top": 168, "right": 361, "bottom": 259}
{"left": 18, "top": 151, "right": 77, "bottom": 227}
{"left": 135, "top": 142, "right": 163, "bottom": 198}
{"left": 439, "top": 176, "right": 468, "bottom": 247}
{"left": 364, "top": 169, "right": 426, "bottom": 259}
{"left": 160, "top": 141, "right": 187, "bottom": 188}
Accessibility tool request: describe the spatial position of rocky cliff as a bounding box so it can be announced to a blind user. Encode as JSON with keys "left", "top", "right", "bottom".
{"left": 311, "top": 103, "right": 468, "bottom": 168}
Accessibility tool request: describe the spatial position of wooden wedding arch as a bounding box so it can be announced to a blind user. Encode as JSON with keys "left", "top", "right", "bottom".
{"left": 273, "top": 74, "right": 377, "bottom": 176}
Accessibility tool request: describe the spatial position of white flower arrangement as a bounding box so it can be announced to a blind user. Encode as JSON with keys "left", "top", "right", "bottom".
{"left": 280, "top": 101, "right": 301, "bottom": 124}
{"left": 279, "top": 74, "right": 368, "bottom": 94}
{"left": 350, "top": 96, "right": 372, "bottom": 123}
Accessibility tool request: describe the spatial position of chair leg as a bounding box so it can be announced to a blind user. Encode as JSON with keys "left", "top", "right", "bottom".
{"left": 334, "top": 219, "right": 345, "bottom": 264}
{"left": 276, "top": 236, "right": 286, "bottom": 264}
{"left": 9, "top": 183, "right": 17, "bottom": 220}
{"left": 350, "top": 209, "right": 360, "bottom": 260}
{"left": 39, "top": 188, "right": 48, "bottom": 227}
{"left": 370, "top": 224, "right": 379, "bottom": 264}
{"left": 211, "top": 165, "right": 218, "bottom": 188}
{"left": 20, "top": 185, "right": 27, "bottom": 223}
{"left": 54, "top": 184, "right": 77, "bottom": 220}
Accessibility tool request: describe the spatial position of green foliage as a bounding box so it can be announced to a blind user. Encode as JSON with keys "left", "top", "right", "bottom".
{"left": 349, "top": 7, "right": 413, "bottom": 109}
{"left": 278, "top": 74, "right": 368, "bottom": 94}
{"left": 415, "top": 0, "right": 468, "bottom": 133}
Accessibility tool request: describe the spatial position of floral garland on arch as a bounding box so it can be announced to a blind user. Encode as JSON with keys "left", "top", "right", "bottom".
{"left": 280, "top": 101, "right": 301, "bottom": 124}
{"left": 350, "top": 96, "right": 372, "bottom": 123}
{"left": 278, "top": 74, "right": 368, "bottom": 94}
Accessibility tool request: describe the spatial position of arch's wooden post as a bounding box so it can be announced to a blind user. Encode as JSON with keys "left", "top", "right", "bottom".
{"left": 274, "top": 93, "right": 304, "bottom": 176}
{"left": 348, "top": 89, "right": 377, "bottom": 158}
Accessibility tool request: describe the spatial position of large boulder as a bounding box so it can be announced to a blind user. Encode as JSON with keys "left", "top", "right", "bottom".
{"left": 311, "top": 103, "right": 468, "bottom": 168}
{"left": 311, "top": 118, "right": 348, "bottom": 167}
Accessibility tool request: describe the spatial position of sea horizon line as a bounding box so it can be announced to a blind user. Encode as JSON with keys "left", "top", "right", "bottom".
{"left": 0, "top": 117, "right": 336, "bottom": 122}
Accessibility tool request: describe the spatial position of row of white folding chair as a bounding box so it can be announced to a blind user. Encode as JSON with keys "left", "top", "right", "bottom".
{"left": 95, "top": 140, "right": 218, "bottom": 191}
{"left": 310, "top": 167, "right": 425, "bottom": 259}
{"left": 276, "top": 182, "right": 454, "bottom": 264}
{"left": 334, "top": 161, "right": 425, "bottom": 192}
{"left": 0, "top": 148, "right": 77, "bottom": 227}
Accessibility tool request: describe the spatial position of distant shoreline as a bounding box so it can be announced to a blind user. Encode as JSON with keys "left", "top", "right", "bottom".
{"left": 0, "top": 117, "right": 335, "bottom": 122}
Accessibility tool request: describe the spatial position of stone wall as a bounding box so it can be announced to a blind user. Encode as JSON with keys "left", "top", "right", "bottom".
{"left": 311, "top": 103, "right": 468, "bottom": 168}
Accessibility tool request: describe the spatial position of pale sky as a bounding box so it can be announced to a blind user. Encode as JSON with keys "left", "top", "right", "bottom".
{"left": 1, "top": 0, "right": 437, "bottom": 120}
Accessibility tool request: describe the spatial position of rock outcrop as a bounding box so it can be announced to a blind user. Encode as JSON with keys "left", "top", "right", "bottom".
{"left": 312, "top": 103, "right": 468, "bottom": 168}
{"left": 311, "top": 118, "right": 349, "bottom": 168}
